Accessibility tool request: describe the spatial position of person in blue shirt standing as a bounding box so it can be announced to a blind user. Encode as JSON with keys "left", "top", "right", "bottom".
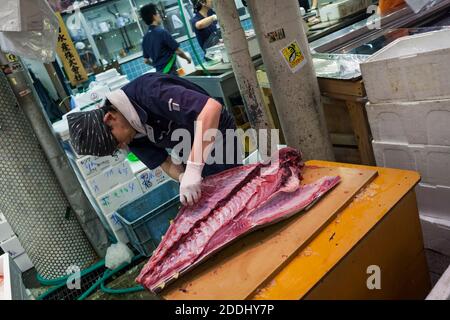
{"left": 191, "top": 0, "right": 221, "bottom": 52}
{"left": 140, "top": 3, "right": 191, "bottom": 74}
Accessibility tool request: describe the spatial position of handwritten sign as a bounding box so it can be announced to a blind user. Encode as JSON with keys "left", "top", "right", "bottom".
{"left": 55, "top": 12, "right": 88, "bottom": 86}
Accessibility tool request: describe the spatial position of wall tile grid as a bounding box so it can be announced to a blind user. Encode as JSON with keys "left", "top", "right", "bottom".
{"left": 121, "top": 18, "right": 254, "bottom": 80}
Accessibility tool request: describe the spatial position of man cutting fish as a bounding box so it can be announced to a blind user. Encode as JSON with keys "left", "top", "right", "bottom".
{"left": 67, "top": 73, "right": 242, "bottom": 206}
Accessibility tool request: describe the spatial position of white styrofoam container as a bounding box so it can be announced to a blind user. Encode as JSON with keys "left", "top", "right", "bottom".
{"left": 360, "top": 29, "right": 450, "bottom": 104}
{"left": 319, "top": 0, "right": 372, "bottom": 22}
{"left": 51, "top": 119, "right": 70, "bottom": 142}
{"left": 96, "top": 178, "right": 144, "bottom": 215}
{"left": 95, "top": 69, "right": 120, "bottom": 82}
{"left": 76, "top": 151, "right": 125, "bottom": 180}
{"left": 86, "top": 161, "right": 134, "bottom": 197}
{"left": 416, "top": 183, "right": 450, "bottom": 221}
{"left": 420, "top": 215, "right": 450, "bottom": 257}
{"left": 0, "top": 236, "right": 25, "bottom": 259}
{"left": 0, "top": 254, "right": 29, "bottom": 300}
{"left": 128, "top": 160, "right": 148, "bottom": 175}
{"left": 136, "top": 167, "right": 170, "bottom": 193}
{"left": 0, "top": 214, "right": 14, "bottom": 243}
{"left": 372, "top": 141, "right": 450, "bottom": 186}
{"left": 73, "top": 85, "right": 110, "bottom": 109}
{"left": 366, "top": 99, "right": 450, "bottom": 145}
{"left": 106, "top": 212, "right": 123, "bottom": 232}
{"left": 13, "top": 253, "right": 33, "bottom": 273}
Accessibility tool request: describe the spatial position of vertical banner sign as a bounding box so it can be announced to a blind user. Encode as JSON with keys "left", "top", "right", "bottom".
{"left": 55, "top": 12, "right": 88, "bottom": 86}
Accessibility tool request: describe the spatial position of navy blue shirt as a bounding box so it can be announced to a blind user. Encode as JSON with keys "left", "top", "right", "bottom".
{"left": 123, "top": 73, "right": 236, "bottom": 171}
{"left": 191, "top": 9, "right": 218, "bottom": 51}
{"left": 142, "top": 25, "right": 179, "bottom": 72}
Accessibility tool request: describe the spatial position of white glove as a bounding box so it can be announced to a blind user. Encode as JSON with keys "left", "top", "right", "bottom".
{"left": 211, "top": 14, "right": 218, "bottom": 21}
{"left": 179, "top": 161, "right": 204, "bottom": 206}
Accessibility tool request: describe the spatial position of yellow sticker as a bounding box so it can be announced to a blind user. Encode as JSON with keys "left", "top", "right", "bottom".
{"left": 6, "top": 53, "right": 17, "bottom": 62}
{"left": 280, "top": 40, "right": 307, "bottom": 73}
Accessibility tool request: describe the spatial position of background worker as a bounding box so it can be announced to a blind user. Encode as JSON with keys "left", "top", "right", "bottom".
{"left": 140, "top": 3, "right": 191, "bottom": 75}
{"left": 191, "top": 0, "right": 221, "bottom": 53}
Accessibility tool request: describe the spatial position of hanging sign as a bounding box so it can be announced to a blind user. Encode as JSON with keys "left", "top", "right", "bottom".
{"left": 55, "top": 12, "right": 88, "bottom": 86}
{"left": 280, "top": 40, "right": 307, "bottom": 73}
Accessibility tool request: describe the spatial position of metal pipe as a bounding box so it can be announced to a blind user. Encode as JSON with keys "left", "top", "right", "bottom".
{"left": 213, "top": 0, "right": 273, "bottom": 154}
{"left": 1, "top": 53, "right": 110, "bottom": 258}
{"left": 247, "top": 0, "right": 334, "bottom": 161}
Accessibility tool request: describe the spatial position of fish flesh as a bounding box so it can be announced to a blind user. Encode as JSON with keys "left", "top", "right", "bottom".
{"left": 136, "top": 147, "right": 340, "bottom": 292}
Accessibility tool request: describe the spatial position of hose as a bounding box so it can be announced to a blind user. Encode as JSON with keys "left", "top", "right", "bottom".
{"left": 36, "top": 259, "right": 106, "bottom": 287}
{"left": 36, "top": 253, "right": 145, "bottom": 300}
{"left": 78, "top": 254, "right": 145, "bottom": 300}
{"left": 177, "top": 0, "right": 211, "bottom": 75}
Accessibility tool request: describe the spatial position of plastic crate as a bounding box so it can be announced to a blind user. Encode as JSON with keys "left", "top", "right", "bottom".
{"left": 115, "top": 180, "right": 180, "bottom": 257}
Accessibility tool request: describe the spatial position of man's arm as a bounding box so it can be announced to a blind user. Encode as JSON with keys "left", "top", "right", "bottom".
{"left": 179, "top": 98, "right": 222, "bottom": 206}
{"left": 194, "top": 14, "right": 217, "bottom": 30}
{"left": 189, "top": 98, "right": 222, "bottom": 164}
{"left": 175, "top": 48, "right": 192, "bottom": 64}
{"left": 160, "top": 156, "right": 185, "bottom": 181}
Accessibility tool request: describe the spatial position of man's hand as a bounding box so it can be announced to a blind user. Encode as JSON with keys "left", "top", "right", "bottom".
{"left": 179, "top": 161, "right": 204, "bottom": 206}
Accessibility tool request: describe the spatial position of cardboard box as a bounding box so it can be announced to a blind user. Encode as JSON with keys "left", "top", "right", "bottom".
{"left": 86, "top": 161, "right": 134, "bottom": 197}
{"left": 0, "top": 236, "right": 25, "bottom": 259}
{"left": 96, "top": 178, "right": 143, "bottom": 215}
{"left": 361, "top": 29, "right": 450, "bottom": 104}
{"left": 367, "top": 99, "right": 450, "bottom": 146}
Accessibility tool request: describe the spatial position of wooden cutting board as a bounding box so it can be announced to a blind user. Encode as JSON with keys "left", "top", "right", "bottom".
{"left": 162, "top": 165, "right": 378, "bottom": 300}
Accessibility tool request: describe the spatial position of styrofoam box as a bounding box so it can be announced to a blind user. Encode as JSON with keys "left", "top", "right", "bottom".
{"left": 96, "top": 178, "right": 144, "bottom": 215}
{"left": 416, "top": 183, "right": 450, "bottom": 221}
{"left": 13, "top": 253, "right": 33, "bottom": 273}
{"left": 106, "top": 213, "right": 123, "bottom": 232}
{"left": 73, "top": 85, "right": 110, "bottom": 109}
{"left": 360, "top": 29, "right": 450, "bottom": 104}
{"left": 95, "top": 69, "right": 120, "bottom": 82}
{"left": 420, "top": 215, "right": 450, "bottom": 257}
{"left": 1, "top": 253, "right": 28, "bottom": 300}
{"left": 366, "top": 99, "right": 450, "bottom": 145}
{"left": 128, "top": 160, "right": 148, "bottom": 175}
{"left": 137, "top": 167, "right": 170, "bottom": 193}
{"left": 86, "top": 161, "right": 134, "bottom": 197}
{"left": 76, "top": 151, "right": 125, "bottom": 180}
{"left": 372, "top": 141, "right": 450, "bottom": 186}
{"left": 0, "top": 236, "right": 25, "bottom": 259}
{"left": 319, "top": 0, "right": 372, "bottom": 22}
{"left": 0, "top": 214, "right": 14, "bottom": 243}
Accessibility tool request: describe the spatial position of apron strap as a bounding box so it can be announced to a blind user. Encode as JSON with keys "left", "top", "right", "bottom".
{"left": 163, "top": 54, "right": 177, "bottom": 74}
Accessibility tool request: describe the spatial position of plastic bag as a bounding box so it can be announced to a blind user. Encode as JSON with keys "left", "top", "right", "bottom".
{"left": 105, "top": 242, "right": 134, "bottom": 270}
{"left": 0, "top": 0, "right": 59, "bottom": 63}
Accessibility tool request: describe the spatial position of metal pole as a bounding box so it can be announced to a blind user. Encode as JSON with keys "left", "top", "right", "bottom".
{"left": 1, "top": 53, "right": 110, "bottom": 258}
{"left": 213, "top": 0, "right": 273, "bottom": 154}
{"left": 247, "top": 0, "right": 334, "bottom": 161}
